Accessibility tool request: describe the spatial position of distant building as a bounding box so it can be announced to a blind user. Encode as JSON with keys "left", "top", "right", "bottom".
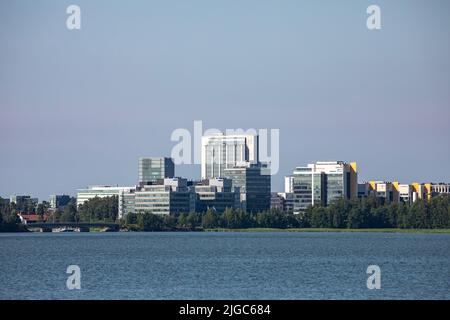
{"left": 138, "top": 157, "right": 174, "bottom": 185}
{"left": 49, "top": 194, "right": 71, "bottom": 211}
{"left": 122, "top": 189, "right": 136, "bottom": 216}
{"left": 291, "top": 161, "right": 357, "bottom": 213}
{"left": 430, "top": 183, "right": 450, "bottom": 197}
{"left": 193, "top": 178, "right": 238, "bottom": 213}
{"left": 358, "top": 181, "right": 450, "bottom": 204}
{"left": 279, "top": 192, "right": 294, "bottom": 212}
{"left": 271, "top": 192, "right": 294, "bottom": 212}
{"left": 284, "top": 176, "right": 294, "bottom": 193}
{"left": 292, "top": 166, "right": 326, "bottom": 213}
{"left": 201, "top": 133, "right": 259, "bottom": 179}
{"left": 223, "top": 163, "right": 271, "bottom": 213}
{"left": 270, "top": 192, "right": 285, "bottom": 211}
{"left": 313, "top": 161, "right": 358, "bottom": 204}
{"left": 398, "top": 183, "right": 413, "bottom": 204}
{"left": 134, "top": 178, "right": 195, "bottom": 215}
{"left": 76, "top": 186, "right": 136, "bottom": 219}
{"left": 9, "top": 195, "right": 38, "bottom": 213}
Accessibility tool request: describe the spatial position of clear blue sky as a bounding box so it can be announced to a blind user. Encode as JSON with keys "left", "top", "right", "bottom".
{"left": 1, "top": 0, "right": 449, "bottom": 200}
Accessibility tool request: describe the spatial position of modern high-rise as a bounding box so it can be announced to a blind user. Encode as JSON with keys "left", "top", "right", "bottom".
{"left": 223, "top": 163, "right": 271, "bottom": 213}
{"left": 138, "top": 157, "right": 174, "bottom": 185}
{"left": 313, "top": 161, "right": 358, "bottom": 204}
{"left": 292, "top": 166, "right": 326, "bottom": 213}
{"left": 291, "top": 161, "right": 357, "bottom": 212}
{"left": 201, "top": 133, "right": 258, "bottom": 179}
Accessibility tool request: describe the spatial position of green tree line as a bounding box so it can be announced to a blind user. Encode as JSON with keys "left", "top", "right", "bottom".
{"left": 121, "top": 195, "right": 450, "bottom": 231}
{"left": 2, "top": 194, "right": 449, "bottom": 231}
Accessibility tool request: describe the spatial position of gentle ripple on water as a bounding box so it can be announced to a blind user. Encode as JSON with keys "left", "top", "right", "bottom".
{"left": 0, "top": 232, "right": 449, "bottom": 299}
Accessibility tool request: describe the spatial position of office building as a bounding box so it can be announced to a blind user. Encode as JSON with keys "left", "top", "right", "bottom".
{"left": 138, "top": 157, "right": 174, "bottom": 185}
{"left": 270, "top": 192, "right": 294, "bottom": 212}
{"left": 313, "top": 161, "right": 358, "bottom": 203}
{"left": 291, "top": 161, "right": 357, "bottom": 213}
{"left": 398, "top": 183, "right": 413, "bottom": 204}
{"left": 284, "top": 176, "right": 294, "bottom": 193}
{"left": 9, "top": 195, "right": 38, "bottom": 213}
{"left": 49, "top": 194, "right": 71, "bottom": 211}
{"left": 270, "top": 192, "right": 285, "bottom": 211}
{"left": 201, "top": 133, "right": 258, "bottom": 179}
{"left": 76, "top": 186, "right": 136, "bottom": 218}
{"left": 430, "top": 183, "right": 450, "bottom": 196}
{"left": 193, "top": 178, "right": 238, "bottom": 213}
{"left": 292, "top": 165, "right": 326, "bottom": 213}
{"left": 134, "top": 178, "right": 195, "bottom": 215}
{"left": 223, "top": 163, "right": 271, "bottom": 213}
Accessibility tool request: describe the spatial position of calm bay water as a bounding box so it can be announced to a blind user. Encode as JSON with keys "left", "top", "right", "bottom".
{"left": 0, "top": 232, "right": 449, "bottom": 300}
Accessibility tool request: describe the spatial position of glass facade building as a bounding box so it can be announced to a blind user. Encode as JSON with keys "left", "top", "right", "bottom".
{"left": 292, "top": 167, "right": 326, "bottom": 213}
{"left": 134, "top": 178, "right": 195, "bottom": 215}
{"left": 223, "top": 164, "right": 271, "bottom": 213}
{"left": 291, "top": 161, "right": 357, "bottom": 213}
{"left": 193, "top": 178, "right": 238, "bottom": 213}
{"left": 138, "top": 157, "right": 174, "bottom": 185}
{"left": 201, "top": 134, "right": 258, "bottom": 179}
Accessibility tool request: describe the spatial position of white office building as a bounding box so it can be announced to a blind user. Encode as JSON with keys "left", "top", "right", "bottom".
{"left": 201, "top": 133, "right": 258, "bottom": 179}
{"left": 76, "top": 186, "right": 136, "bottom": 219}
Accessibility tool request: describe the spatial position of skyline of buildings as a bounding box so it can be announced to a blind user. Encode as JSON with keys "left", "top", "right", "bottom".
{"left": 5, "top": 133, "right": 450, "bottom": 216}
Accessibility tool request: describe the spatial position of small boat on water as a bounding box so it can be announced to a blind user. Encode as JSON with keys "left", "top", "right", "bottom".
{"left": 53, "top": 227, "right": 74, "bottom": 233}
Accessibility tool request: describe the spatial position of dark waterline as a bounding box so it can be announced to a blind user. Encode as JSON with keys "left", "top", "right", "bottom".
{"left": 0, "top": 232, "right": 449, "bottom": 300}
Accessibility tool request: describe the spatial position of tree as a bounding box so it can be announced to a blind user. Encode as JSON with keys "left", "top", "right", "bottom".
{"left": 186, "top": 212, "right": 199, "bottom": 229}
{"left": 178, "top": 213, "right": 188, "bottom": 228}
{"left": 77, "top": 196, "right": 118, "bottom": 222}
{"left": 163, "top": 215, "right": 177, "bottom": 230}
{"left": 36, "top": 203, "right": 45, "bottom": 221}
{"left": 124, "top": 212, "right": 138, "bottom": 225}
{"left": 139, "top": 213, "right": 164, "bottom": 231}
{"left": 60, "top": 202, "right": 78, "bottom": 222}
{"left": 202, "top": 209, "right": 218, "bottom": 229}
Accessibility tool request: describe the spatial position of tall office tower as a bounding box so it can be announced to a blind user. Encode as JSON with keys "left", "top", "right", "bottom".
{"left": 292, "top": 165, "right": 326, "bottom": 213}
{"left": 291, "top": 161, "right": 357, "bottom": 212}
{"left": 201, "top": 133, "right": 258, "bottom": 179}
{"left": 223, "top": 163, "right": 271, "bottom": 213}
{"left": 138, "top": 157, "right": 175, "bottom": 185}
{"left": 313, "top": 161, "right": 358, "bottom": 204}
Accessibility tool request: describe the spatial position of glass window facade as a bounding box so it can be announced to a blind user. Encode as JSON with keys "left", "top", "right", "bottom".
{"left": 138, "top": 157, "right": 174, "bottom": 184}
{"left": 223, "top": 165, "right": 270, "bottom": 213}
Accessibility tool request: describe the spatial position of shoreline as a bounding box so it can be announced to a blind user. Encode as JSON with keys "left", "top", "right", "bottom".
{"left": 203, "top": 228, "right": 450, "bottom": 234}
{"left": 4, "top": 228, "right": 450, "bottom": 234}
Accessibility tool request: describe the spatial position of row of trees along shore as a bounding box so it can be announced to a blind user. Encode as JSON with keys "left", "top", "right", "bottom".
{"left": 1, "top": 194, "right": 449, "bottom": 231}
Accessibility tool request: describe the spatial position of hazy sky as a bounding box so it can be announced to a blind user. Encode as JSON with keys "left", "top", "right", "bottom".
{"left": 1, "top": 0, "right": 449, "bottom": 200}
